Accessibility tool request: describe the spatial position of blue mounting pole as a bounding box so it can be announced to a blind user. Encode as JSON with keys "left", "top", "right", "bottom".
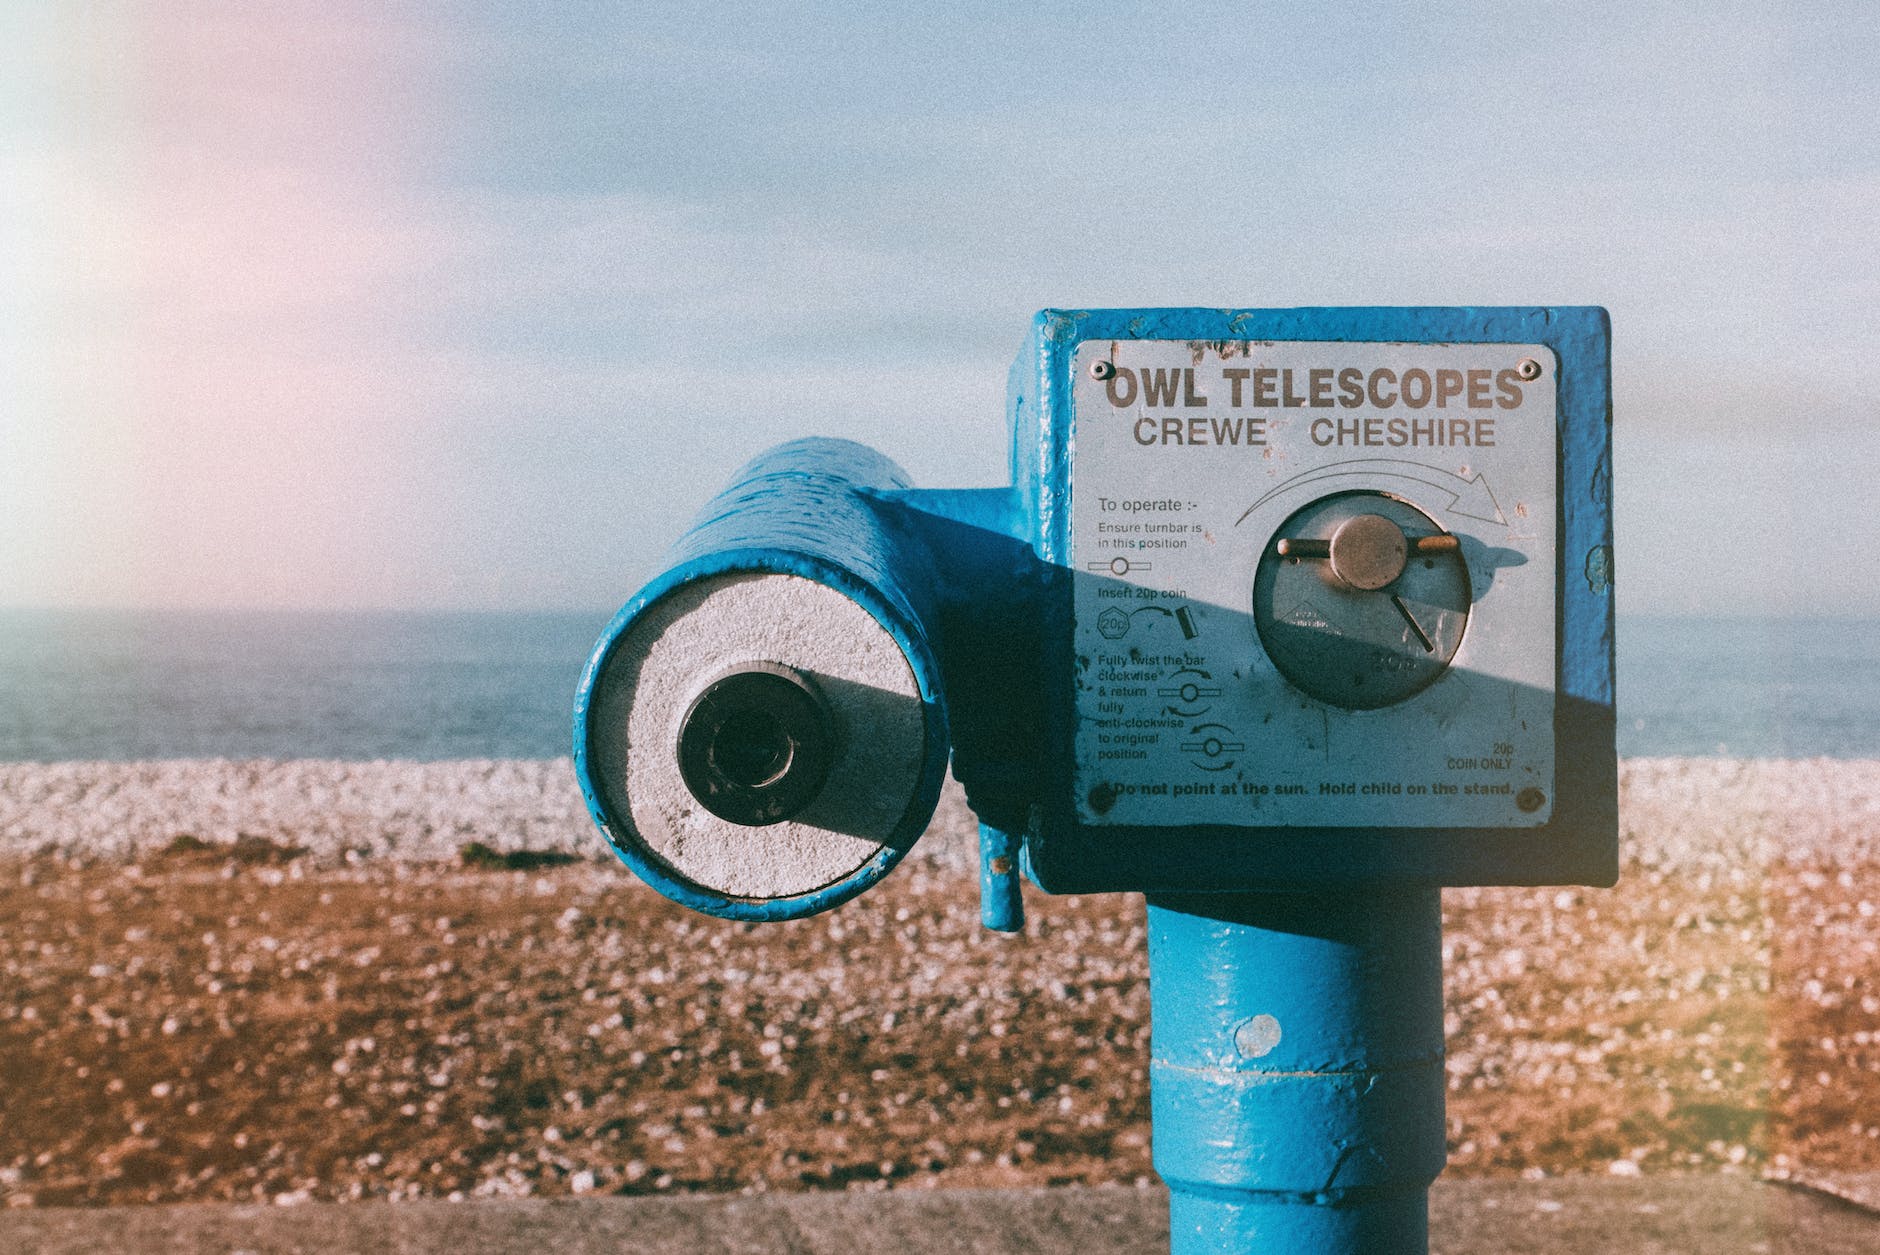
{"left": 1147, "top": 888, "right": 1447, "bottom": 1254}
{"left": 977, "top": 823, "right": 1026, "bottom": 932}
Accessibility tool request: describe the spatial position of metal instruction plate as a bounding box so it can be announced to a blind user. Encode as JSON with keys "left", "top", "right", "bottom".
{"left": 1070, "top": 339, "right": 1557, "bottom": 829}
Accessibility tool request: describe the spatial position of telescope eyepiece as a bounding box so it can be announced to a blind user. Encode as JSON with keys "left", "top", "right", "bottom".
{"left": 676, "top": 663, "right": 836, "bottom": 826}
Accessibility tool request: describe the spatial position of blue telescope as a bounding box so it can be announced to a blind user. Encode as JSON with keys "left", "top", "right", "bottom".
{"left": 574, "top": 308, "right": 1615, "bottom": 1254}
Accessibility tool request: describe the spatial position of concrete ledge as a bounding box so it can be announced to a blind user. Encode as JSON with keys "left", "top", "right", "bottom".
{"left": 2, "top": 1177, "right": 1876, "bottom": 1254}
{"left": 1429, "top": 1176, "right": 1878, "bottom": 1254}
{"left": 1778, "top": 1169, "right": 1880, "bottom": 1214}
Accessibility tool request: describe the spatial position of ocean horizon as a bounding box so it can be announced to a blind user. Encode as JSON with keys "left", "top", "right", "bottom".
{"left": 0, "top": 609, "right": 1876, "bottom": 763}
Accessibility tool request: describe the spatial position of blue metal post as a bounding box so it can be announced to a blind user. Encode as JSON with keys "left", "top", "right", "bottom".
{"left": 1148, "top": 888, "right": 1446, "bottom": 1253}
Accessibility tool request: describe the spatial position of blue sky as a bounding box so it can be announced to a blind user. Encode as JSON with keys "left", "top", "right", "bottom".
{"left": 2, "top": 1, "right": 1876, "bottom": 613}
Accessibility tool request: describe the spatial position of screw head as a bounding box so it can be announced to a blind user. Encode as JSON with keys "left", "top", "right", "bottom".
{"left": 1517, "top": 787, "right": 1546, "bottom": 813}
{"left": 1516, "top": 357, "right": 1543, "bottom": 381}
{"left": 1089, "top": 360, "right": 1115, "bottom": 380}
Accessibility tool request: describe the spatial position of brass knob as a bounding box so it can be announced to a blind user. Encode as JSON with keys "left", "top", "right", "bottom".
{"left": 1276, "top": 521, "right": 1459, "bottom": 591}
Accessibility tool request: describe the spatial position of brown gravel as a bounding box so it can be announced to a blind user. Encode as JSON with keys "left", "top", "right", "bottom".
{"left": 1, "top": 827, "right": 1876, "bottom": 1209}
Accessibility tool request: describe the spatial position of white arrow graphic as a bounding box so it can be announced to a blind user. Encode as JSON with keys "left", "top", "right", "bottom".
{"left": 1235, "top": 459, "right": 1507, "bottom": 527}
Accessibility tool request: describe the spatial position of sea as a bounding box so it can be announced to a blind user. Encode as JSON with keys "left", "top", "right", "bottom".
{"left": 0, "top": 611, "right": 1876, "bottom": 761}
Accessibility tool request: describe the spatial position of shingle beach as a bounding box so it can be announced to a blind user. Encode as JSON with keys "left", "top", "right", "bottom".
{"left": 0, "top": 758, "right": 1874, "bottom": 1206}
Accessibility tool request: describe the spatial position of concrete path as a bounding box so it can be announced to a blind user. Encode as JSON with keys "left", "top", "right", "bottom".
{"left": 2, "top": 1176, "right": 1877, "bottom": 1254}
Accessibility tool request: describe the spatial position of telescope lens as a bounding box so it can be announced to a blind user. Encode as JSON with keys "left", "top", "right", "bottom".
{"left": 676, "top": 664, "right": 836, "bottom": 826}
{"left": 708, "top": 707, "right": 793, "bottom": 788}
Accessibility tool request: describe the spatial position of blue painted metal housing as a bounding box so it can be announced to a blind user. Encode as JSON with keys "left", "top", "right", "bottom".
{"left": 867, "top": 484, "right": 1043, "bottom": 931}
{"left": 1005, "top": 307, "right": 1617, "bottom": 895}
{"left": 573, "top": 439, "right": 954, "bottom": 921}
{"left": 576, "top": 309, "right": 1615, "bottom": 914}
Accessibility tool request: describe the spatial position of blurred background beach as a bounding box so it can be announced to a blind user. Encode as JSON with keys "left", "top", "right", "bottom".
{"left": 0, "top": 611, "right": 1876, "bottom": 1206}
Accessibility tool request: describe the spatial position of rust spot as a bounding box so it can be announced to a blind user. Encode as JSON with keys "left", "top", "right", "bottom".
{"left": 1185, "top": 339, "right": 1251, "bottom": 363}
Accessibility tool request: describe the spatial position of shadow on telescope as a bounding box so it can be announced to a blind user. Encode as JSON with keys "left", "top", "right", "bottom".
{"left": 592, "top": 502, "right": 1605, "bottom": 896}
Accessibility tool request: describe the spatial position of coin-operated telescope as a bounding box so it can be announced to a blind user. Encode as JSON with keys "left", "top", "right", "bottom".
{"left": 575, "top": 308, "right": 1615, "bottom": 1255}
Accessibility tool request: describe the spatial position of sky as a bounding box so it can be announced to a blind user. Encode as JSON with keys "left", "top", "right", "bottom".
{"left": 2, "top": 1, "right": 1876, "bottom": 616}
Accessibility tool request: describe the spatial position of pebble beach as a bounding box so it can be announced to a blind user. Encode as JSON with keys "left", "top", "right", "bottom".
{"left": 0, "top": 757, "right": 1875, "bottom": 1207}
{"left": 3, "top": 757, "right": 1875, "bottom": 869}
